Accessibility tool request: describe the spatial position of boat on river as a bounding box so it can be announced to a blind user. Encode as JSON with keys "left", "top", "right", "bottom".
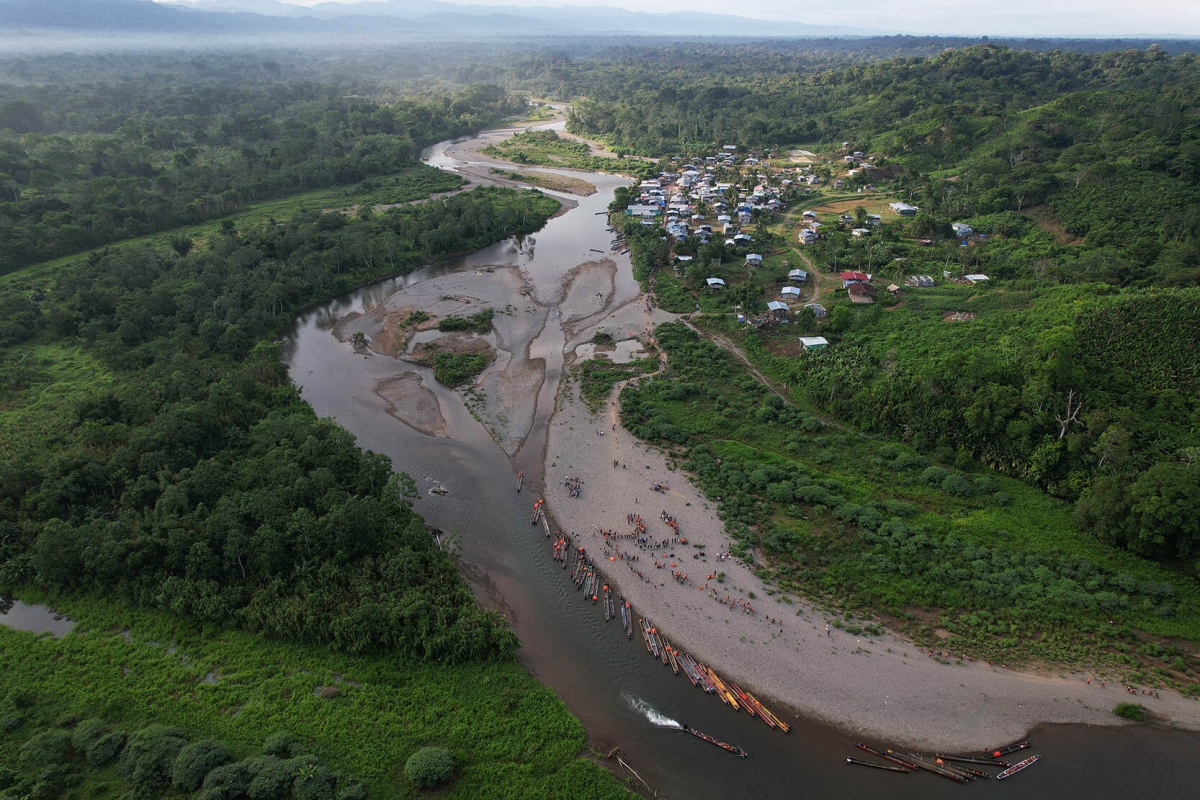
{"left": 986, "top": 741, "right": 1030, "bottom": 757}
{"left": 996, "top": 754, "right": 1040, "bottom": 780}
{"left": 680, "top": 724, "right": 748, "bottom": 758}
{"left": 936, "top": 753, "right": 1008, "bottom": 768}
{"left": 845, "top": 757, "right": 910, "bottom": 773}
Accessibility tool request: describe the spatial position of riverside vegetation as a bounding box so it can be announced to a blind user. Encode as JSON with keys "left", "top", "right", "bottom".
{"left": 0, "top": 49, "right": 625, "bottom": 798}
{"left": 593, "top": 43, "right": 1199, "bottom": 686}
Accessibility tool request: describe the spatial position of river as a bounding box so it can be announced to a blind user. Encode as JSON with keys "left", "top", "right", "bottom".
{"left": 284, "top": 123, "right": 1200, "bottom": 799}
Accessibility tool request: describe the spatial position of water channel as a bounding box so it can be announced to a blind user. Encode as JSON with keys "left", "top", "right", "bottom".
{"left": 283, "top": 125, "right": 1200, "bottom": 799}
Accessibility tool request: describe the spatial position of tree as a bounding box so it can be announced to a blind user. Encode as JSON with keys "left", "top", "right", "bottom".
{"left": 404, "top": 747, "right": 455, "bottom": 789}
{"left": 119, "top": 725, "right": 188, "bottom": 792}
{"left": 172, "top": 740, "right": 232, "bottom": 792}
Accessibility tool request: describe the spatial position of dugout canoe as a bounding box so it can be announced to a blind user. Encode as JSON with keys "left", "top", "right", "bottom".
{"left": 854, "top": 744, "right": 917, "bottom": 771}
{"left": 845, "top": 757, "right": 910, "bottom": 773}
{"left": 985, "top": 741, "right": 1030, "bottom": 758}
{"left": 680, "top": 724, "right": 747, "bottom": 758}
{"left": 996, "top": 755, "right": 1040, "bottom": 781}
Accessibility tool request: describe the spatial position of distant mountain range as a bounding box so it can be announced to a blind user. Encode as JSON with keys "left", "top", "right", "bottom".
{"left": 0, "top": 0, "right": 884, "bottom": 37}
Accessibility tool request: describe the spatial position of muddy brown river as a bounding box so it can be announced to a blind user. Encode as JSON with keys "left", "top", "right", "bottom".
{"left": 283, "top": 124, "right": 1200, "bottom": 799}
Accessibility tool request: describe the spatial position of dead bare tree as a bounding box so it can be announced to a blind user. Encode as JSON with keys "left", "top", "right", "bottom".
{"left": 1055, "top": 388, "right": 1083, "bottom": 440}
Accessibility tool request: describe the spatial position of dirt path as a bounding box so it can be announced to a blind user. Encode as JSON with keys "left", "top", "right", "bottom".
{"left": 780, "top": 205, "right": 826, "bottom": 302}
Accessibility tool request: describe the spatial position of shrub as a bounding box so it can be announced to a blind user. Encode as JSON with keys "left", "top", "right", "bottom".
{"left": 336, "top": 781, "right": 367, "bottom": 800}
{"left": 890, "top": 451, "right": 927, "bottom": 471}
{"left": 70, "top": 719, "right": 107, "bottom": 753}
{"left": 993, "top": 492, "right": 1012, "bottom": 506}
{"left": 172, "top": 740, "right": 232, "bottom": 792}
{"left": 431, "top": 353, "right": 490, "bottom": 387}
{"left": 921, "top": 466, "right": 947, "bottom": 484}
{"left": 20, "top": 729, "right": 71, "bottom": 767}
{"left": 263, "top": 731, "right": 298, "bottom": 758}
{"left": 199, "top": 762, "right": 253, "bottom": 798}
{"left": 941, "top": 473, "right": 974, "bottom": 498}
{"left": 85, "top": 732, "right": 126, "bottom": 767}
{"left": 592, "top": 331, "right": 614, "bottom": 344}
{"left": 1113, "top": 702, "right": 1147, "bottom": 721}
{"left": 974, "top": 476, "right": 998, "bottom": 494}
{"left": 0, "top": 714, "right": 24, "bottom": 734}
{"left": 119, "top": 724, "right": 188, "bottom": 790}
{"left": 292, "top": 762, "right": 336, "bottom": 800}
{"left": 245, "top": 755, "right": 292, "bottom": 798}
{"left": 404, "top": 747, "right": 455, "bottom": 789}
{"left": 29, "top": 764, "right": 71, "bottom": 800}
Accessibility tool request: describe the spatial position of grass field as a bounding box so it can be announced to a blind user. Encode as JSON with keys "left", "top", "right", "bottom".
{"left": 0, "top": 593, "right": 631, "bottom": 798}
{"left": 481, "top": 130, "right": 655, "bottom": 179}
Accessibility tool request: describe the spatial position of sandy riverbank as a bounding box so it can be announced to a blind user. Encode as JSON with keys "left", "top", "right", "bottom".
{"left": 539, "top": 295, "right": 1200, "bottom": 754}
{"left": 397, "top": 120, "right": 1200, "bottom": 752}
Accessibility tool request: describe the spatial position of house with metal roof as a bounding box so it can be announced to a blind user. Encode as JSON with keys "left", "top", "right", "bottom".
{"left": 706, "top": 277, "right": 726, "bottom": 289}
{"left": 788, "top": 268, "right": 808, "bottom": 282}
{"left": 781, "top": 286, "right": 802, "bottom": 300}
{"left": 799, "top": 336, "right": 829, "bottom": 351}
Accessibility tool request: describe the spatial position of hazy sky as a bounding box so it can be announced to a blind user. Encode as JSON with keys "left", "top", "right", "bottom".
{"left": 186, "top": 0, "right": 1200, "bottom": 37}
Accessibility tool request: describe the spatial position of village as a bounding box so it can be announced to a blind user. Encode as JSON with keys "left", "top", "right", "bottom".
{"left": 622, "top": 141, "right": 994, "bottom": 355}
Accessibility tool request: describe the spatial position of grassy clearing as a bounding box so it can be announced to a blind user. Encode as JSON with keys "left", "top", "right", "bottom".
{"left": 0, "top": 343, "right": 114, "bottom": 466}
{"left": 0, "top": 594, "right": 630, "bottom": 798}
{"left": 577, "top": 356, "right": 659, "bottom": 410}
{"left": 481, "top": 131, "right": 655, "bottom": 179}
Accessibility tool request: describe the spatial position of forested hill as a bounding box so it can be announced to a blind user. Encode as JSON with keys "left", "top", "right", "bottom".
{"left": 0, "top": 65, "right": 524, "bottom": 274}
{"left": 559, "top": 45, "right": 1200, "bottom": 287}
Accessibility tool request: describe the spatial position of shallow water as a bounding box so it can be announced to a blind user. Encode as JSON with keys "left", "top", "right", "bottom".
{"left": 0, "top": 596, "right": 74, "bottom": 637}
{"left": 283, "top": 126, "right": 1200, "bottom": 799}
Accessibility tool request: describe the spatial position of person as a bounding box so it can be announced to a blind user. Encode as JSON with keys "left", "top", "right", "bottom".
{"left": 825, "top": 623, "right": 831, "bottom": 637}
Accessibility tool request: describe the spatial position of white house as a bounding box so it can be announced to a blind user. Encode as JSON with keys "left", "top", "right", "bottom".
{"left": 952, "top": 222, "right": 974, "bottom": 237}
{"left": 706, "top": 278, "right": 726, "bottom": 289}
{"left": 851, "top": 228, "right": 871, "bottom": 238}
{"left": 964, "top": 274, "right": 990, "bottom": 283}
{"left": 745, "top": 253, "right": 763, "bottom": 266}
{"left": 889, "top": 202, "right": 919, "bottom": 216}
{"left": 799, "top": 336, "right": 829, "bottom": 350}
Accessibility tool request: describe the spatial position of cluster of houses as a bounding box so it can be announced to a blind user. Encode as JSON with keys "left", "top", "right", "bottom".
{"left": 627, "top": 147, "right": 796, "bottom": 247}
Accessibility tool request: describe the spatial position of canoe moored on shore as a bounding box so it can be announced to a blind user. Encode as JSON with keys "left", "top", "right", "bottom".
{"left": 996, "top": 754, "right": 1040, "bottom": 780}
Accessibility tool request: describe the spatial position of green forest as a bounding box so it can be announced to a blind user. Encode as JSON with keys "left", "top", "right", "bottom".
{"left": 0, "top": 61, "right": 525, "bottom": 274}
{"left": 0, "top": 45, "right": 621, "bottom": 793}
{"left": 3, "top": 32, "right": 1200, "bottom": 797}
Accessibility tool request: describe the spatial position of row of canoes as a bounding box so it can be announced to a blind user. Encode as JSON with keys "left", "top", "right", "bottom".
{"left": 850, "top": 741, "right": 1039, "bottom": 782}
{"left": 534, "top": 492, "right": 789, "bottom": 736}
{"left": 638, "top": 612, "right": 789, "bottom": 734}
